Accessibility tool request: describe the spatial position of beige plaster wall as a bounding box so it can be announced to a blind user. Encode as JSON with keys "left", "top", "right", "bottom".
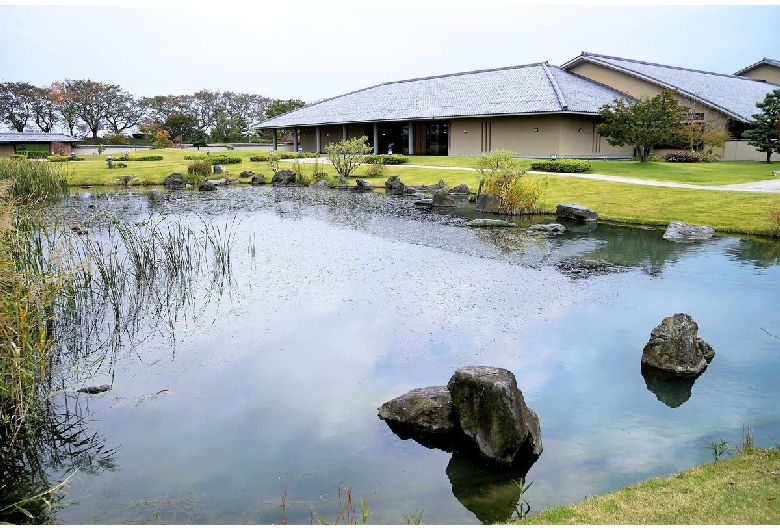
{"left": 0, "top": 145, "right": 14, "bottom": 157}
{"left": 722, "top": 140, "right": 770, "bottom": 162}
{"left": 738, "top": 65, "right": 780, "bottom": 85}
{"left": 450, "top": 115, "right": 632, "bottom": 157}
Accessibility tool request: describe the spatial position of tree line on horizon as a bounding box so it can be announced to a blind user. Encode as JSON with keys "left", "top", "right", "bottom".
{"left": 0, "top": 80, "right": 306, "bottom": 144}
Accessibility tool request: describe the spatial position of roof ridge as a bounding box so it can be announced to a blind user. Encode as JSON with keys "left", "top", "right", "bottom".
{"left": 581, "top": 51, "right": 770, "bottom": 83}
{"left": 542, "top": 63, "right": 568, "bottom": 111}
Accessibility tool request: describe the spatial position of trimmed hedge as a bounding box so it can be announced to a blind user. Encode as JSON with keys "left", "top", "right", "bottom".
{"left": 363, "top": 154, "right": 408, "bottom": 165}
{"left": 249, "top": 154, "right": 269, "bottom": 162}
{"left": 208, "top": 155, "right": 242, "bottom": 164}
{"left": 184, "top": 154, "right": 208, "bottom": 160}
{"left": 665, "top": 151, "right": 712, "bottom": 163}
{"left": 530, "top": 159, "right": 591, "bottom": 173}
{"left": 47, "top": 155, "right": 85, "bottom": 162}
{"left": 127, "top": 154, "right": 164, "bottom": 161}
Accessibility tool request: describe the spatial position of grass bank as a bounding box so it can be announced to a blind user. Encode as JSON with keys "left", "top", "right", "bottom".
{"left": 515, "top": 446, "right": 780, "bottom": 525}
{"left": 48, "top": 149, "right": 780, "bottom": 236}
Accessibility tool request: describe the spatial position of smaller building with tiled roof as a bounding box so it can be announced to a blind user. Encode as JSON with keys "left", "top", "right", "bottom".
{"left": 734, "top": 58, "right": 780, "bottom": 85}
{"left": 0, "top": 132, "right": 81, "bottom": 157}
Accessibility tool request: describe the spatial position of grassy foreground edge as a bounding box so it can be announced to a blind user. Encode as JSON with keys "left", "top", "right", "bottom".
{"left": 512, "top": 446, "right": 780, "bottom": 525}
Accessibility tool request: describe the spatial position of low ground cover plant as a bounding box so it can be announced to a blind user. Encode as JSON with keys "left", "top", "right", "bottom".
{"left": 665, "top": 151, "right": 712, "bottom": 163}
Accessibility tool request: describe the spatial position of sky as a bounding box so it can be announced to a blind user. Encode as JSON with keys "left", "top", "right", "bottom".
{"left": 0, "top": 3, "right": 778, "bottom": 104}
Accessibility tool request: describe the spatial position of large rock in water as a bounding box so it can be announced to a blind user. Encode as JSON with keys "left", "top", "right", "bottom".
{"left": 271, "top": 169, "right": 298, "bottom": 186}
{"left": 556, "top": 203, "right": 597, "bottom": 222}
{"left": 432, "top": 189, "right": 456, "bottom": 207}
{"left": 641, "top": 313, "right": 715, "bottom": 377}
{"left": 447, "top": 366, "right": 542, "bottom": 467}
{"left": 163, "top": 172, "right": 186, "bottom": 189}
{"left": 475, "top": 193, "right": 503, "bottom": 213}
{"left": 663, "top": 221, "right": 715, "bottom": 240}
{"left": 377, "top": 386, "right": 455, "bottom": 433}
{"left": 354, "top": 178, "right": 374, "bottom": 191}
{"left": 385, "top": 175, "right": 408, "bottom": 195}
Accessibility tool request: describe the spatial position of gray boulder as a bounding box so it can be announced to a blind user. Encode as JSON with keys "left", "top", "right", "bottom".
{"left": 355, "top": 178, "right": 374, "bottom": 191}
{"left": 527, "top": 223, "right": 566, "bottom": 234}
{"left": 641, "top": 313, "right": 715, "bottom": 377}
{"left": 451, "top": 183, "right": 470, "bottom": 194}
{"left": 199, "top": 181, "right": 217, "bottom": 191}
{"left": 213, "top": 164, "right": 224, "bottom": 174}
{"left": 556, "top": 203, "right": 597, "bottom": 222}
{"left": 663, "top": 221, "right": 715, "bottom": 240}
{"left": 432, "top": 189, "right": 456, "bottom": 207}
{"left": 250, "top": 174, "right": 266, "bottom": 186}
{"left": 447, "top": 366, "right": 542, "bottom": 467}
{"left": 206, "top": 178, "right": 227, "bottom": 186}
{"left": 163, "top": 172, "right": 186, "bottom": 189}
{"left": 147, "top": 189, "right": 165, "bottom": 202}
{"left": 466, "top": 219, "right": 516, "bottom": 228}
{"left": 272, "top": 169, "right": 298, "bottom": 186}
{"left": 377, "top": 386, "right": 455, "bottom": 433}
{"left": 240, "top": 170, "right": 255, "bottom": 179}
{"left": 476, "top": 193, "right": 504, "bottom": 213}
{"left": 385, "top": 175, "right": 408, "bottom": 195}
{"left": 313, "top": 179, "right": 329, "bottom": 188}
{"left": 429, "top": 178, "right": 448, "bottom": 192}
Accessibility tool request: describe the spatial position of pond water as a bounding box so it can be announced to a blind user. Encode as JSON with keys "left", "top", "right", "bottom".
{"left": 38, "top": 186, "right": 780, "bottom": 524}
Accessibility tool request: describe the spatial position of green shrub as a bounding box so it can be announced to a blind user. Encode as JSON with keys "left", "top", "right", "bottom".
{"left": 529, "top": 159, "right": 591, "bottom": 173}
{"left": 279, "top": 152, "right": 300, "bottom": 159}
{"left": 249, "top": 154, "right": 269, "bottom": 162}
{"left": 18, "top": 151, "right": 50, "bottom": 160}
{"left": 208, "top": 155, "right": 242, "bottom": 164}
{"left": 363, "top": 164, "right": 386, "bottom": 177}
{"left": 665, "top": 151, "right": 712, "bottom": 163}
{"left": 47, "top": 155, "right": 84, "bottom": 162}
{"left": 184, "top": 154, "right": 208, "bottom": 160}
{"left": 9, "top": 154, "right": 26, "bottom": 160}
{"left": 127, "top": 154, "right": 164, "bottom": 161}
{"left": 187, "top": 160, "right": 213, "bottom": 178}
{"left": 364, "top": 154, "right": 408, "bottom": 165}
{"left": 224, "top": 144, "right": 235, "bottom": 150}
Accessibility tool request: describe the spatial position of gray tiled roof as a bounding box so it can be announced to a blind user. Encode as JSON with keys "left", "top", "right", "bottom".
{"left": 734, "top": 58, "right": 780, "bottom": 76}
{"left": 256, "top": 63, "right": 630, "bottom": 128}
{"left": 563, "top": 52, "right": 780, "bottom": 123}
{"left": 0, "top": 132, "right": 80, "bottom": 143}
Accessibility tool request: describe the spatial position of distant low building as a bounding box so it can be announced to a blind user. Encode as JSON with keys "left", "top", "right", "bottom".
{"left": 0, "top": 132, "right": 81, "bottom": 157}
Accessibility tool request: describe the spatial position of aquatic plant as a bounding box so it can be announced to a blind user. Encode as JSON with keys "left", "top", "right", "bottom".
{"left": 309, "top": 483, "right": 370, "bottom": 525}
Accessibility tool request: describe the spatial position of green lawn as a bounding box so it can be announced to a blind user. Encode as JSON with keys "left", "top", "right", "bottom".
{"left": 514, "top": 447, "right": 780, "bottom": 525}
{"left": 53, "top": 149, "right": 780, "bottom": 236}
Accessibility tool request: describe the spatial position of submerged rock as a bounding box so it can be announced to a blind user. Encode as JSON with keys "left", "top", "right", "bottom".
{"left": 527, "top": 223, "right": 565, "bottom": 234}
{"left": 556, "top": 257, "right": 627, "bottom": 277}
{"left": 466, "top": 219, "right": 516, "bottom": 228}
{"left": 250, "top": 174, "right": 266, "bottom": 186}
{"left": 556, "top": 203, "right": 597, "bottom": 222}
{"left": 447, "top": 366, "right": 542, "bottom": 467}
{"left": 641, "top": 313, "right": 715, "bottom": 377}
{"left": 147, "top": 189, "right": 165, "bottom": 202}
{"left": 663, "top": 221, "right": 715, "bottom": 240}
{"left": 77, "top": 384, "right": 111, "bottom": 395}
{"left": 450, "top": 183, "right": 470, "bottom": 194}
{"left": 199, "top": 181, "right": 218, "bottom": 191}
{"left": 272, "top": 169, "right": 299, "bottom": 186}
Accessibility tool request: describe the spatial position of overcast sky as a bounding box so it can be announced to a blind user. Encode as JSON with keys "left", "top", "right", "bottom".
{"left": 0, "top": 4, "right": 778, "bottom": 103}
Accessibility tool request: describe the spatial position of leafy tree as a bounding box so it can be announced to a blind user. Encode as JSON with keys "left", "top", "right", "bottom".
{"left": 51, "top": 81, "right": 81, "bottom": 137}
{"left": 325, "top": 136, "right": 372, "bottom": 178}
{"left": 153, "top": 129, "right": 174, "bottom": 149}
{"left": 28, "top": 85, "right": 59, "bottom": 133}
{"left": 190, "top": 128, "right": 209, "bottom": 150}
{"left": 597, "top": 89, "right": 689, "bottom": 162}
{"left": 64, "top": 79, "right": 121, "bottom": 139}
{"left": 103, "top": 90, "right": 143, "bottom": 135}
{"left": 139, "top": 94, "right": 190, "bottom": 124}
{"left": 743, "top": 88, "right": 780, "bottom": 163}
{"left": 266, "top": 98, "right": 306, "bottom": 119}
{"left": 0, "top": 82, "right": 37, "bottom": 132}
{"left": 163, "top": 113, "right": 198, "bottom": 142}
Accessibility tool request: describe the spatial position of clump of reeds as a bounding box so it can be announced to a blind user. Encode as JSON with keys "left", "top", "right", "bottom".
{"left": 0, "top": 157, "right": 68, "bottom": 203}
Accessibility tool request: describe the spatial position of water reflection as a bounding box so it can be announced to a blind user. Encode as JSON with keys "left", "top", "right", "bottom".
{"left": 641, "top": 365, "right": 703, "bottom": 408}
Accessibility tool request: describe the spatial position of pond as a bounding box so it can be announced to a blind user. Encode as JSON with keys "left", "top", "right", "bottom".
{"left": 30, "top": 186, "right": 780, "bottom": 523}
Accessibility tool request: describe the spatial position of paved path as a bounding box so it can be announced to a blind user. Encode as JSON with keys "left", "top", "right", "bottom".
{"left": 295, "top": 160, "right": 780, "bottom": 193}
